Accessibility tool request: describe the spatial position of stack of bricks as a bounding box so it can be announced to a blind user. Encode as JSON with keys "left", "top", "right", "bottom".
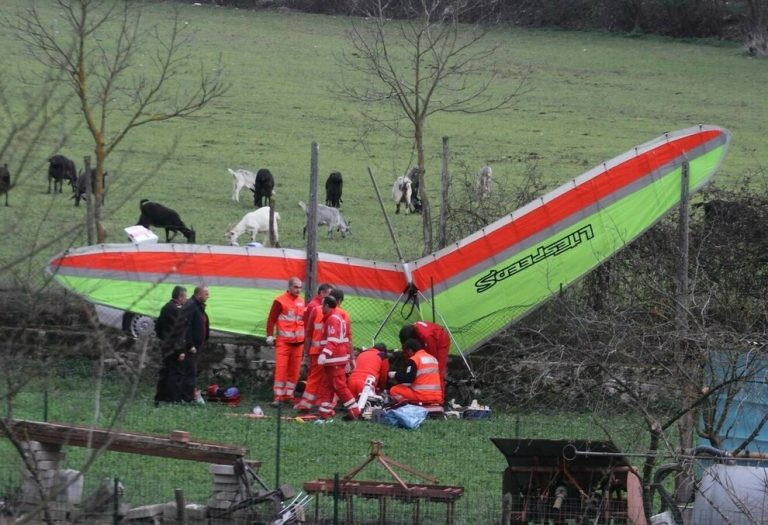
{"left": 207, "top": 463, "right": 251, "bottom": 521}
{"left": 18, "top": 441, "right": 69, "bottom": 522}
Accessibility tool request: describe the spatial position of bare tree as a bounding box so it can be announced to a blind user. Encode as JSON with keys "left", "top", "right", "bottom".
{"left": 339, "top": 0, "right": 527, "bottom": 254}
{"left": 14, "top": 0, "right": 227, "bottom": 242}
{"left": 742, "top": 0, "right": 768, "bottom": 57}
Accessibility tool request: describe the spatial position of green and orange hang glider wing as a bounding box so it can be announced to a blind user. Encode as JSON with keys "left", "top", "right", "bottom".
{"left": 46, "top": 125, "right": 731, "bottom": 352}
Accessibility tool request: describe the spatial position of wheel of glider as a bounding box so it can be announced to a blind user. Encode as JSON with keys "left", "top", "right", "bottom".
{"left": 122, "top": 312, "right": 156, "bottom": 339}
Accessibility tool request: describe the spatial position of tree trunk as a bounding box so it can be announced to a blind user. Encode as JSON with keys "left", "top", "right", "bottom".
{"left": 438, "top": 136, "right": 449, "bottom": 249}
{"left": 95, "top": 136, "right": 107, "bottom": 243}
{"left": 416, "top": 125, "right": 432, "bottom": 255}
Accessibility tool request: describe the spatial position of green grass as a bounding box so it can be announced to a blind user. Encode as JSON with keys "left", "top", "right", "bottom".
{"left": 2, "top": 363, "right": 651, "bottom": 523}
{"left": 1, "top": 0, "right": 767, "bottom": 288}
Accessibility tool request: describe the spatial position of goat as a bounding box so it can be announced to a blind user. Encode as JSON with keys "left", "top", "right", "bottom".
{"left": 47, "top": 155, "right": 77, "bottom": 194}
{"left": 226, "top": 206, "right": 280, "bottom": 246}
{"left": 137, "top": 199, "right": 196, "bottom": 243}
{"left": 477, "top": 165, "right": 492, "bottom": 200}
{"left": 252, "top": 168, "right": 274, "bottom": 208}
{"left": 298, "top": 201, "right": 351, "bottom": 239}
{"left": 72, "top": 168, "right": 108, "bottom": 207}
{"left": 692, "top": 199, "right": 752, "bottom": 223}
{"left": 392, "top": 176, "right": 413, "bottom": 214}
{"left": 0, "top": 164, "right": 10, "bottom": 206}
{"left": 325, "top": 171, "right": 343, "bottom": 208}
{"left": 228, "top": 168, "right": 257, "bottom": 203}
{"left": 405, "top": 167, "right": 423, "bottom": 213}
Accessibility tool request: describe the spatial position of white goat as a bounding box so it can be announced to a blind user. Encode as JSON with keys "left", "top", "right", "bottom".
{"left": 477, "top": 165, "right": 492, "bottom": 201}
{"left": 298, "top": 201, "right": 351, "bottom": 239}
{"left": 228, "top": 168, "right": 257, "bottom": 203}
{"left": 226, "top": 206, "right": 280, "bottom": 245}
{"left": 392, "top": 176, "right": 413, "bottom": 214}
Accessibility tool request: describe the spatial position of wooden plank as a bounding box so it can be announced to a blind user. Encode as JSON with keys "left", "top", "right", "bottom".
{"left": 4, "top": 420, "right": 247, "bottom": 465}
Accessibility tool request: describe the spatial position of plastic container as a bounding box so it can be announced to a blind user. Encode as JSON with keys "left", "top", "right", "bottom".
{"left": 462, "top": 408, "right": 492, "bottom": 420}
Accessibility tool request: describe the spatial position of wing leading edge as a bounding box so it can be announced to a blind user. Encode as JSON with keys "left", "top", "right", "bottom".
{"left": 47, "top": 125, "right": 731, "bottom": 352}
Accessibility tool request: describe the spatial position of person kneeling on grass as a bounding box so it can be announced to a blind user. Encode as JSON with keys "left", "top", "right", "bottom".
{"left": 387, "top": 338, "right": 442, "bottom": 405}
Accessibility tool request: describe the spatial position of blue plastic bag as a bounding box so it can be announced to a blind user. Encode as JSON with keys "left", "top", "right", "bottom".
{"left": 379, "top": 404, "right": 428, "bottom": 430}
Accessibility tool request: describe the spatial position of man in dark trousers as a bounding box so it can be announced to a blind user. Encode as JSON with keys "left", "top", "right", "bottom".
{"left": 155, "top": 286, "right": 187, "bottom": 351}
{"left": 181, "top": 285, "right": 210, "bottom": 383}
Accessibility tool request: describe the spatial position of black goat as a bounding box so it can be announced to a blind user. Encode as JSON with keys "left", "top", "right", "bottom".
{"left": 407, "top": 167, "right": 423, "bottom": 213}
{"left": 251, "top": 168, "right": 274, "bottom": 208}
{"left": 47, "top": 155, "right": 77, "bottom": 194}
{"left": 325, "top": 171, "right": 343, "bottom": 208}
{"left": 692, "top": 199, "right": 751, "bottom": 223}
{"left": 138, "top": 199, "right": 196, "bottom": 243}
{"left": 0, "top": 164, "right": 10, "bottom": 207}
{"left": 72, "top": 168, "right": 108, "bottom": 207}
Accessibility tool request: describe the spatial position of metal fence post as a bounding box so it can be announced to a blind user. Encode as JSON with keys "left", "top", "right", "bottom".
{"left": 333, "top": 472, "right": 339, "bottom": 525}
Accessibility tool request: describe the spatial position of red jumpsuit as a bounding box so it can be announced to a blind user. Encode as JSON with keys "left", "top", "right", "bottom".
{"left": 412, "top": 321, "right": 450, "bottom": 403}
{"left": 294, "top": 303, "right": 325, "bottom": 410}
{"left": 348, "top": 347, "right": 389, "bottom": 397}
{"left": 316, "top": 309, "right": 359, "bottom": 420}
{"left": 266, "top": 292, "right": 305, "bottom": 402}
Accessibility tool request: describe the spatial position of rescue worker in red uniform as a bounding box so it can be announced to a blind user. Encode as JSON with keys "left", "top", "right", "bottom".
{"left": 329, "top": 289, "right": 354, "bottom": 368}
{"left": 294, "top": 283, "right": 333, "bottom": 411}
{"left": 399, "top": 321, "right": 450, "bottom": 403}
{"left": 316, "top": 296, "right": 360, "bottom": 421}
{"left": 266, "top": 277, "right": 306, "bottom": 404}
{"left": 347, "top": 343, "right": 389, "bottom": 397}
{"left": 388, "top": 338, "right": 443, "bottom": 404}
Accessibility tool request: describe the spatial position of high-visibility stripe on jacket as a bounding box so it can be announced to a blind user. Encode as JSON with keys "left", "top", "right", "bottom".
{"left": 307, "top": 305, "right": 324, "bottom": 356}
{"left": 410, "top": 350, "right": 441, "bottom": 393}
{"left": 275, "top": 292, "right": 305, "bottom": 343}
{"left": 320, "top": 311, "right": 349, "bottom": 365}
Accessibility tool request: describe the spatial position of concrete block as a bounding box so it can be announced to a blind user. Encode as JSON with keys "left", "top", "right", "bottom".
{"left": 208, "top": 464, "right": 236, "bottom": 475}
{"left": 125, "top": 502, "right": 165, "bottom": 519}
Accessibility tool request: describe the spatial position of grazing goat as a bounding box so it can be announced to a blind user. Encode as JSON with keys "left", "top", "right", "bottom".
{"left": 137, "top": 199, "right": 196, "bottom": 243}
{"left": 226, "top": 206, "right": 280, "bottom": 246}
{"left": 298, "top": 201, "right": 351, "bottom": 239}
{"left": 72, "top": 168, "right": 108, "bottom": 207}
{"left": 693, "top": 199, "right": 751, "bottom": 223}
{"left": 392, "top": 176, "right": 413, "bottom": 214}
{"left": 477, "top": 165, "right": 492, "bottom": 200}
{"left": 47, "top": 154, "right": 77, "bottom": 194}
{"left": 228, "top": 168, "right": 257, "bottom": 203}
{"left": 252, "top": 168, "right": 274, "bottom": 208}
{"left": 0, "top": 164, "right": 10, "bottom": 207}
{"left": 325, "top": 171, "right": 343, "bottom": 208}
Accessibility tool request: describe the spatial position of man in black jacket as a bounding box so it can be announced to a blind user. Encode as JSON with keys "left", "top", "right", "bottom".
{"left": 181, "top": 285, "right": 210, "bottom": 382}
{"left": 155, "top": 286, "right": 187, "bottom": 351}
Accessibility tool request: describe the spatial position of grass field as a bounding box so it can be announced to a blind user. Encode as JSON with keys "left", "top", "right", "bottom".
{"left": 1, "top": 361, "right": 650, "bottom": 523}
{"left": 1, "top": 0, "right": 767, "bottom": 285}
{"left": 0, "top": 4, "right": 759, "bottom": 521}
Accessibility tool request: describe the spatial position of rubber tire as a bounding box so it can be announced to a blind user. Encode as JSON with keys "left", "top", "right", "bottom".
{"left": 122, "top": 312, "right": 156, "bottom": 339}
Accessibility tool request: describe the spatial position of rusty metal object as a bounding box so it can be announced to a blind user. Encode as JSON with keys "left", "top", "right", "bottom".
{"left": 493, "top": 438, "right": 646, "bottom": 525}
{"left": 304, "top": 440, "right": 464, "bottom": 525}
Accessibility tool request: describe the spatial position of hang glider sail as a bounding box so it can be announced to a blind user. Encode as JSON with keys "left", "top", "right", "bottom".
{"left": 46, "top": 125, "right": 731, "bottom": 353}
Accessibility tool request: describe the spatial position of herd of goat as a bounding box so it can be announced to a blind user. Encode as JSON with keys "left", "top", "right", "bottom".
{"left": 0, "top": 154, "right": 495, "bottom": 246}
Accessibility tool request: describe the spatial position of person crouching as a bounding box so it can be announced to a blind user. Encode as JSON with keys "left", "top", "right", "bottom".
{"left": 388, "top": 338, "right": 442, "bottom": 405}
{"left": 315, "top": 296, "right": 361, "bottom": 421}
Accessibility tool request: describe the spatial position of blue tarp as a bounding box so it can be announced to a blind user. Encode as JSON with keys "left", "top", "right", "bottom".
{"left": 701, "top": 351, "right": 768, "bottom": 453}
